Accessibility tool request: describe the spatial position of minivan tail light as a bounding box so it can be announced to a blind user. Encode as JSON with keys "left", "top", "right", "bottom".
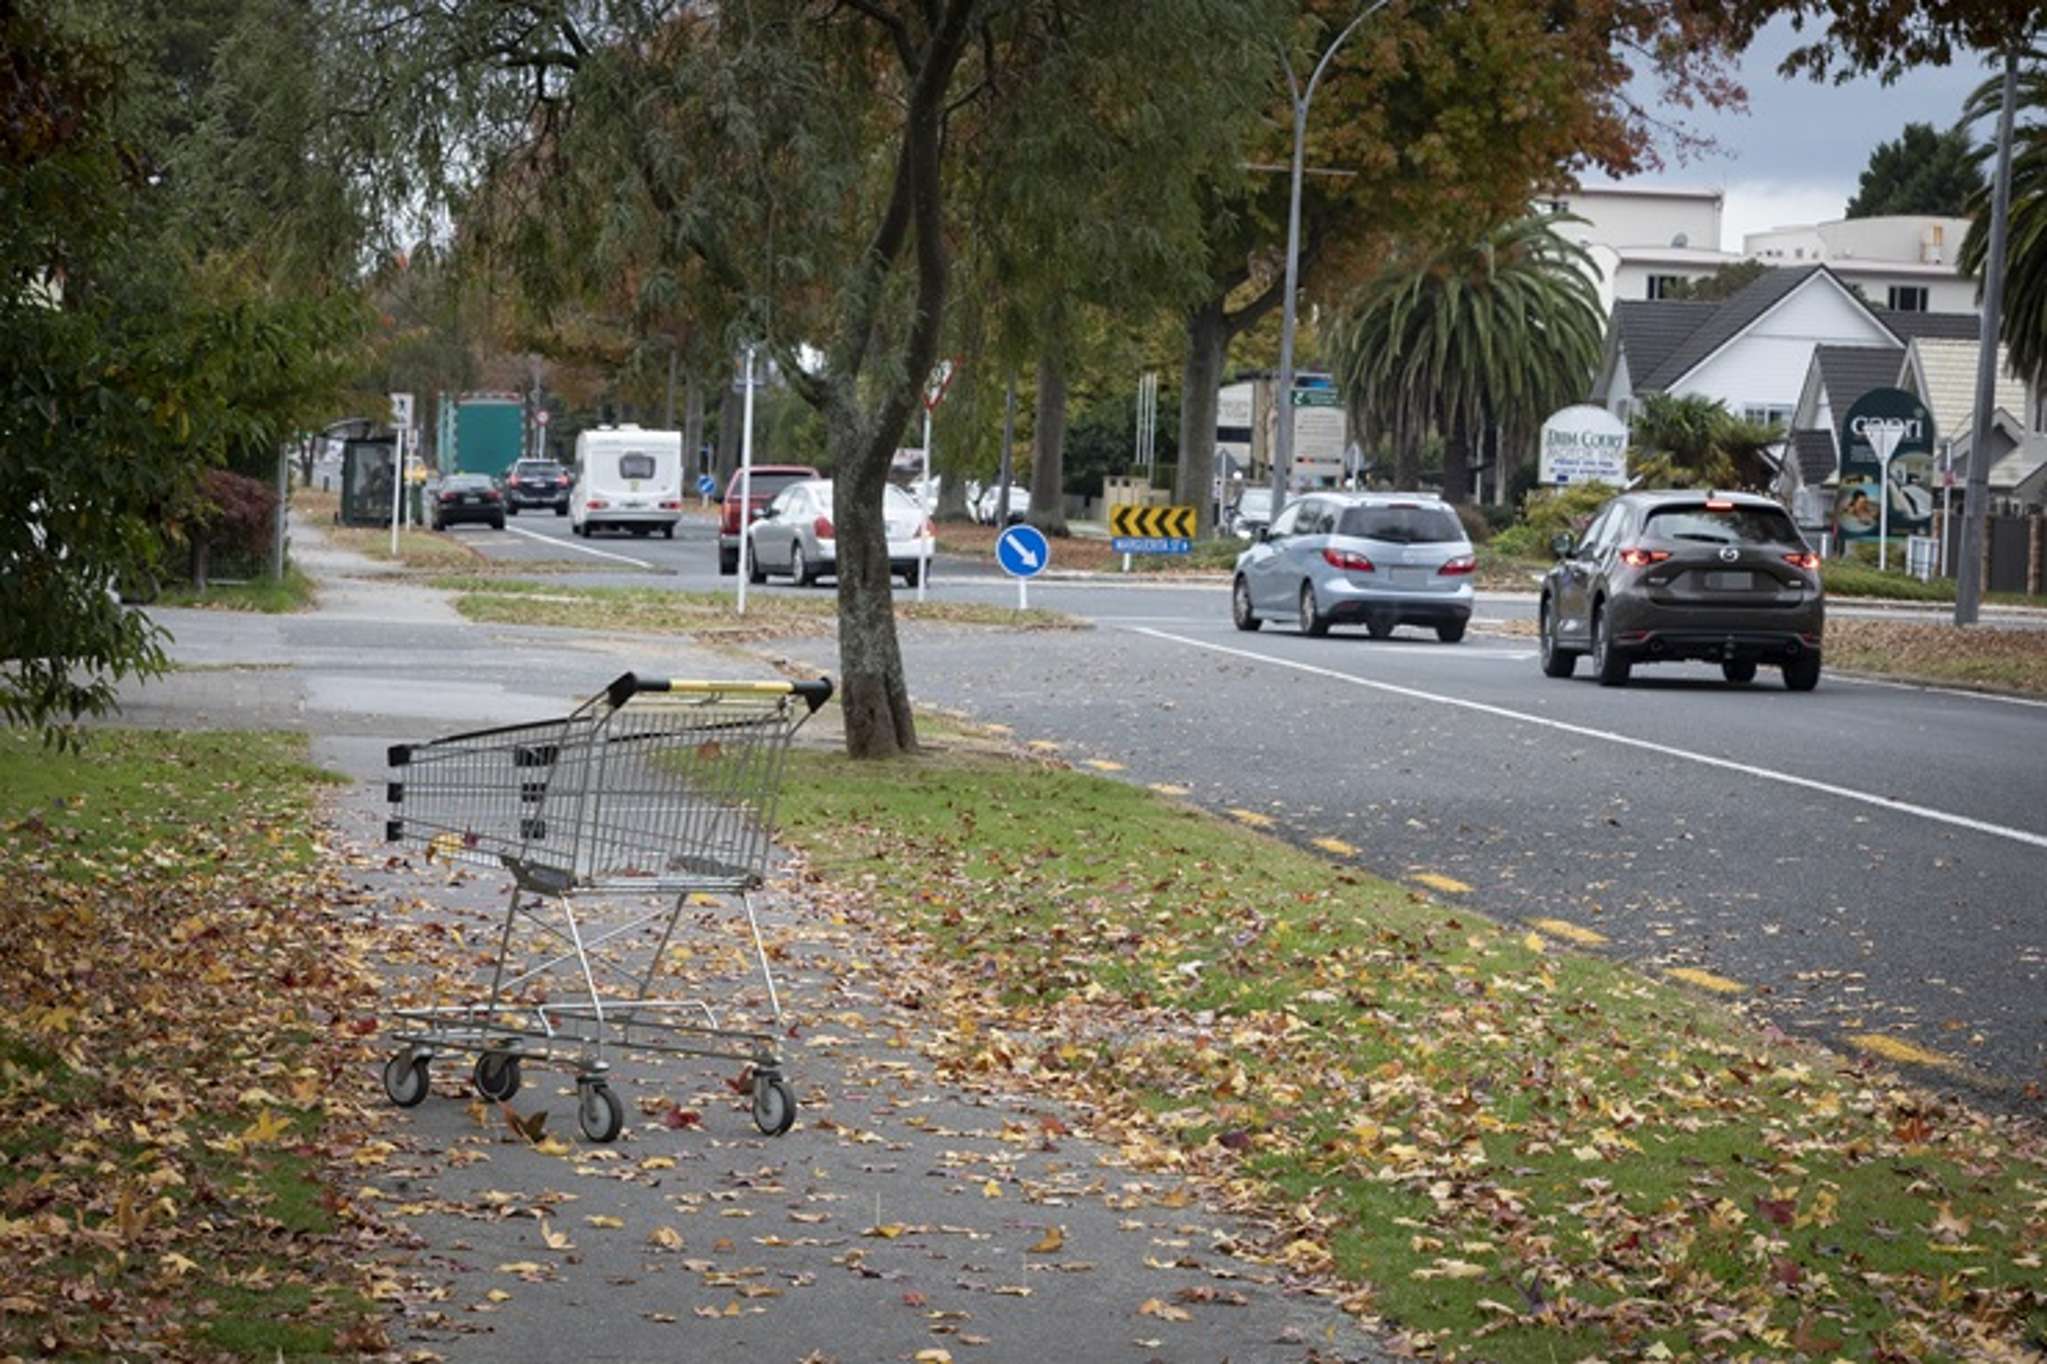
{"left": 1438, "top": 554, "right": 1476, "bottom": 576}
{"left": 1783, "top": 551, "right": 1820, "bottom": 571}
{"left": 1617, "top": 547, "right": 1670, "bottom": 567}
{"left": 1322, "top": 548, "right": 1374, "bottom": 572}
{"left": 813, "top": 515, "right": 835, "bottom": 539}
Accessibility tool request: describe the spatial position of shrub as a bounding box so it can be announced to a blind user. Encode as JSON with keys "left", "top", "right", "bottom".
{"left": 196, "top": 470, "right": 278, "bottom": 561}
{"left": 1453, "top": 502, "right": 1492, "bottom": 544}
{"left": 1492, "top": 481, "right": 1616, "bottom": 558}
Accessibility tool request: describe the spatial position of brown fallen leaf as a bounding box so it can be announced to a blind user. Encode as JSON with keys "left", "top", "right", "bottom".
{"left": 1138, "top": 1297, "right": 1192, "bottom": 1322}
{"left": 1028, "top": 1226, "right": 1065, "bottom": 1254}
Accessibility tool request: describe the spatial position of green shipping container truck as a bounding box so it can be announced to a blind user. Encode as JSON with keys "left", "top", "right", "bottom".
{"left": 436, "top": 393, "right": 526, "bottom": 479}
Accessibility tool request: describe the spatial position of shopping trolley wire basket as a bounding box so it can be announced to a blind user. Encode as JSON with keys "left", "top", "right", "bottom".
{"left": 378, "top": 672, "right": 831, "bottom": 1142}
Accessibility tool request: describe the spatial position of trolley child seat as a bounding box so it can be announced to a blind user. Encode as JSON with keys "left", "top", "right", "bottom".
{"left": 379, "top": 671, "right": 832, "bottom": 1141}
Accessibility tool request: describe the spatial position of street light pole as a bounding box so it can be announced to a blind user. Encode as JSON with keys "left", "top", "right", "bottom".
{"left": 1268, "top": 1, "right": 1387, "bottom": 516}
{"left": 1956, "top": 42, "right": 2020, "bottom": 626}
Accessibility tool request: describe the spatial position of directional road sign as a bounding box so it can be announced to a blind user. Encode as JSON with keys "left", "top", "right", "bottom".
{"left": 1110, "top": 504, "right": 1195, "bottom": 554}
{"left": 996, "top": 524, "right": 1050, "bottom": 578}
{"left": 1289, "top": 388, "right": 1340, "bottom": 408}
{"left": 696, "top": 473, "right": 718, "bottom": 497}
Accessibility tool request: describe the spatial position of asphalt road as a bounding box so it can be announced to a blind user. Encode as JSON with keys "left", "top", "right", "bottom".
{"left": 317, "top": 514, "right": 2047, "bottom": 1103}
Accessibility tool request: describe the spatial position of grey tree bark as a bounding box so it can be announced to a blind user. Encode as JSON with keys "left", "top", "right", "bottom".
{"left": 1028, "top": 351, "right": 1070, "bottom": 536}
{"left": 682, "top": 370, "right": 705, "bottom": 478}
{"left": 1174, "top": 298, "right": 1228, "bottom": 533}
{"left": 715, "top": 380, "right": 740, "bottom": 484}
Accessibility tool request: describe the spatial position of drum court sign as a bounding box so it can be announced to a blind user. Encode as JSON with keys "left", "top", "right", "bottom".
{"left": 1835, "top": 388, "right": 1936, "bottom": 544}
{"left": 1539, "top": 404, "right": 1630, "bottom": 486}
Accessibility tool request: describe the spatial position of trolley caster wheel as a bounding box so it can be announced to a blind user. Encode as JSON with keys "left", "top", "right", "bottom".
{"left": 473, "top": 1051, "right": 521, "bottom": 1102}
{"left": 578, "top": 1082, "right": 624, "bottom": 1143}
{"left": 382, "top": 1051, "right": 430, "bottom": 1108}
{"left": 751, "top": 1072, "right": 796, "bottom": 1137}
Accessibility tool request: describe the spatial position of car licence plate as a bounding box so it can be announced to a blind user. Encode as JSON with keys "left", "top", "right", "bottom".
{"left": 1705, "top": 571, "right": 1753, "bottom": 591}
{"left": 1389, "top": 568, "right": 1429, "bottom": 587}
{"left": 461, "top": 494, "right": 478, "bottom": 503}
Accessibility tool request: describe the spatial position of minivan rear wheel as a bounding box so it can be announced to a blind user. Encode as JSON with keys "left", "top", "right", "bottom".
{"left": 1299, "top": 582, "right": 1330, "bottom": 638}
{"left": 1232, "top": 577, "right": 1261, "bottom": 632}
{"left": 1591, "top": 604, "right": 1631, "bottom": 687}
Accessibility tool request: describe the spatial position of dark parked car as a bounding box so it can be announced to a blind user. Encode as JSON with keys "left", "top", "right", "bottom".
{"left": 431, "top": 474, "right": 506, "bottom": 532}
{"left": 504, "top": 459, "right": 572, "bottom": 514}
{"left": 1538, "top": 489, "right": 1823, "bottom": 690}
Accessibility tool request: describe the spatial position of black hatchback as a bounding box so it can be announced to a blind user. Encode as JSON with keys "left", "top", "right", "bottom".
{"left": 431, "top": 474, "right": 506, "bottom": 531}
{"left": 1538, "top": 490, "right": 1824, "bottom": 690}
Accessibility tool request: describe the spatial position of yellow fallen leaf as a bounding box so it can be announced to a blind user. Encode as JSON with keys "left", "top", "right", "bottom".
{"left": 648, "top": 1226, "right": 684, "bottom": 1250}
{"left": 1521, "top": 931, "right": 1546, "bottom": 953}
{"left": 539, "top": 1220, "right": 574, "bottom": 1250}
{"left": 159, "top": 1252, "right": 201, "bottom": 1277}
{"left": 864, "top": 1223, "right": 907, "bottom": 1239}
{"left": 497, "top": 1261, "right": 543, "bottom": 1274}
{"left": 1028, "top": 1225, "right": 1065, "bottom": 1254}
{"left": 915, "top": 1351, "right": 955, "bottom": 1363}
{"left": 534, "top": 1136, "right": 572, "bottom": 1157}
{"left": 485, "top": 1289, "right": 511, "bottom": 1303}
{"left": 585, "top": 1215, "right": 624, "bottom": 1229}
{"left": 981, "top": 1179, "right": 1002, "bottom": 1199}
{"left": 241, "top": 1108, "right": 291, "bottom": 1147}
{"left": 1138, "top": 1297, "right": 1191, "bottom": 1322}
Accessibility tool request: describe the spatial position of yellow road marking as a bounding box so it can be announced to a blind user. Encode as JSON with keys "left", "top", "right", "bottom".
{"left": 1848, "top": 1033, "right": 1962, "bottom": 1072}
{"left": 1665, "top": 967, "right": 1746, "bottom": 995}
{"left": 1082, "top": 758, "right": 1126, "bottom": 772}
{"left": 1149, "top": 783, "right": 1191, "bottom": 797}
{"left": 1311, "top": 836, "right": 1357, "bottom": 856}
{"left": 1227, "top": 808, "right": 1275, "bottom": 829}
{"left": 1530, "top": 917, "right": 1608, "bottom": 947}
{"left": 1410, "top": 872, "right": 1471, "bottom": 895}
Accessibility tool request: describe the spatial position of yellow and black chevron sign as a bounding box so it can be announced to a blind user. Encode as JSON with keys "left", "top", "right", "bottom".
{"left": 1110, "top": 504, "right": 1196, "bottom": 539}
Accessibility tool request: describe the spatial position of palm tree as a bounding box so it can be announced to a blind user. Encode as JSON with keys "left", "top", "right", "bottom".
{"left": 1959, "top": 59, "right": 2047, "bottom": 388}
{"left": 1328, "top": 214, "right": 1605, "bottom": 501}
{"left": 1626, "top": 393, "right": 1780, "bottom": 491}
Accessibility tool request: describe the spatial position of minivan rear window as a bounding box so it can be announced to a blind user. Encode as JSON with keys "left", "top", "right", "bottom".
{"left": 617, "top": 453, "right": 657, "bottom": 480}
{"left": 1338, "top": 504, "right": 1464, "bottom": 544}
{"left": 1645, "top": 504, "right": 1799, "bottom": 546}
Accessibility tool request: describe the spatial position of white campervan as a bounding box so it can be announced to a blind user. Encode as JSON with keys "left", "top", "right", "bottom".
{"left": 570, "top": 425, "right": 685, "bottom": 539}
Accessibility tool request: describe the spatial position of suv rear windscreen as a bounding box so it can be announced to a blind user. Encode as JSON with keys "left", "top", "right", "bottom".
{"left": 1645, "top": 505, "right": 1799, "bottom": 546}
{"left": 1339, "top": 504, "right": 1463, "bottom": 544}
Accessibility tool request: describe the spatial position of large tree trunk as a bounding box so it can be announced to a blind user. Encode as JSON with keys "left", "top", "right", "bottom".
{"left": 832, "top": 411, "right": 918, "bottom": 759}
{"left": 715, "top": 380, "right": 741, "bottom": 484}
{"left": 1443, "top": 410, "right": 1473, "bottom": 504}
{"left": 1174, "top": 298, "right": 1227, "bottom": 534}
{"left": 682, "top": 370, "right": 706, "bottom": 480}
{"left": 1028, "top": 351, "right": 1070, "bottom": 536}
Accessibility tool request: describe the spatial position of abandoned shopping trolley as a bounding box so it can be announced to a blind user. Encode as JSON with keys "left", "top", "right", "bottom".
{"left": 379, "top": 671, "right": 831, "bottom": 1142}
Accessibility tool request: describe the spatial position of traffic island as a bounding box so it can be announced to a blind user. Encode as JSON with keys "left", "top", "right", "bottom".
{"left": 0, "top": 730, "right": 388, "bottom": 1360}
{"left": 777, "top": 743, "right": 2047, "bottom": 1362}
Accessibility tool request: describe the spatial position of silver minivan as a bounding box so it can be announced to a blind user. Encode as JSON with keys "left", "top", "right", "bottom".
{"left": 1232, "top": 493, "right": 1475, "bottom": 641}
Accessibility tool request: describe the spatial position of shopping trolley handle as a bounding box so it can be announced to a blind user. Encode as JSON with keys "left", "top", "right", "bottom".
{"left": 606, "top": 672, "right": 834, "bottom": 714}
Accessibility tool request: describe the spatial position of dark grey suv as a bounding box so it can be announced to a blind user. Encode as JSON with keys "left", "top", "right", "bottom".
{"left": 1538, "top": 490, "right": 1824, "bottom": 690}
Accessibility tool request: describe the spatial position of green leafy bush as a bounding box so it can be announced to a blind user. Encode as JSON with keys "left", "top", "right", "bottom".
{"left": 1492, "top": 481, "right": 1617, "bottom": 557}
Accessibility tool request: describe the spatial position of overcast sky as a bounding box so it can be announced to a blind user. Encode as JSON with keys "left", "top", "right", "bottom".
{"left": 1601, "top": 16, "right": 1999, "bottom": 250}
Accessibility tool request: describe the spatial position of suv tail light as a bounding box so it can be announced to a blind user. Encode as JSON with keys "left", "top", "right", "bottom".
{"left": 1322, "top": 548, "right": 1374, "bottom": 572}
{"left": 813, "top": 516, "right": 835, "bottom": 539}
{"left": 1438, "top": 554, "right": 1476, "bottom": 576}
{"left": 1617, "top": 547, "right": 1670, "bottom": 567}
{"left": 1783, "top": 551, "right": 1820, "bottom": 571}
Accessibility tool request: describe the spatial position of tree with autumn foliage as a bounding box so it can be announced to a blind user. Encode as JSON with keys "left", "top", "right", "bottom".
{"left": 1169, "top": 0, "right": 1752, "bottom": 534}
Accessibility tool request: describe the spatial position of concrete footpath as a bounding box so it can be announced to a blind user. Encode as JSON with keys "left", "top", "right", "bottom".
{"left": 116, "top": 526, "right": 1386, "bottom": 1363}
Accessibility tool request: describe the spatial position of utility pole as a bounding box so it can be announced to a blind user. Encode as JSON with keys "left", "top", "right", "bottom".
{"left": 1956, "top": 42, "right": 2019, "bottom": 626}
{"left": 1269, "top": 0, "right": 1387, "bottom": 516}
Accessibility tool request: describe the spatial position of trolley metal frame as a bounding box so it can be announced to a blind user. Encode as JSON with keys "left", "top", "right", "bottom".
{"left": 377, "top": 672, "right": 831, "bottom": 1141}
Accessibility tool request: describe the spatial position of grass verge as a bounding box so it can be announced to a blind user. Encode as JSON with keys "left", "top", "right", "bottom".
{"left": 155, "top": 565, "right": 317, "bottom": 613}
{"left": 433, "top": 578, "right": 1085, "bottom": 637}
{"left": 1827, "top": 618, "right": 2047, "bottom": 695}
{"left": 779, "top": 747, "right": 2047, "bottom": 1363}
{"left": 326, "top": 524, "right": 485, "bottom": 569}
{"left": 0, "top": 730, "right": 383, "bottom": 1359}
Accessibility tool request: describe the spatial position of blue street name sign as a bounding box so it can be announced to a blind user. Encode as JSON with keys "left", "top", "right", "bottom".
{"left": 996, "top": 524, "right": 1050, "bottom": 578}
{"left": 1111, "top": 536, "right": 1191, "bottom": 555}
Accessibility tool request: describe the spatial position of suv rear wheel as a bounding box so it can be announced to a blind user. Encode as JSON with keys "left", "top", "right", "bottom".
{"left": 1722, "top": 659, "right": 1757, "bottom": 685}
{"left": 1591, "top": 603, "right": 1631, "bottom": 687}
{"left": 1782, "top": 653, "right": 1821, "bottom": 692}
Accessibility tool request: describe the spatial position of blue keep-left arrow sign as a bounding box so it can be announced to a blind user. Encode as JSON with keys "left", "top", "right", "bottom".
{"left": 996, "top": 524, "right": 1049, "bottom": 578}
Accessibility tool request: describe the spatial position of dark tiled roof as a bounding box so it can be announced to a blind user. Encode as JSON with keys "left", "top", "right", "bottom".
{"left": 1792, "top": 428, "right": 1837, "bottom": 485}
{"left": 1610, "top": 300, "right": 1717, "bottom": 386}
{"left": 1814, "top": 344, "right": 1904, "bottom": 418}
{"left": 1640, "top": 266, "right": 1826, "bottom": 389}
{"left": 1874, "top": 310, "right": 1980, "bottom": 341}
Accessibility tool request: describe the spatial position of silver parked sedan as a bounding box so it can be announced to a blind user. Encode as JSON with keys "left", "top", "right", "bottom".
{"left": 1232, "top": 492, "right": 1475, "bottom": 641}
{"left": 746, "top": 479, "right": 935, "bottom": 587}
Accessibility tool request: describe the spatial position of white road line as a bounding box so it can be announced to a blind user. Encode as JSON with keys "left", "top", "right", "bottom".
{"left": 1828, "top": 671, "right": 2047, "bottom": 711}
{"left": 1133, "top": 627, "right": 2047, "bottom": 853}
{"left": 502, "top": 524, "right": 656, "bottom": 569}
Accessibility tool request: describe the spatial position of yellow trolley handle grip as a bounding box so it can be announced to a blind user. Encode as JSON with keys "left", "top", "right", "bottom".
{"left": 606, "top": 672, "right": 834, "bottom": 714}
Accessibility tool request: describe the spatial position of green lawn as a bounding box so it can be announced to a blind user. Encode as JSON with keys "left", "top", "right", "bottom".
{"left": 431, "top": 577, "right": 1086, "bottom": 636}
{"left": 0, "top": 730, "right": 376, "bottom": 1359}
{"left": 779, "top": 748, "right": 2047, "bottom": 1363}
{"left": 156, "top": 565, "right": 318, "bottom": 613}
